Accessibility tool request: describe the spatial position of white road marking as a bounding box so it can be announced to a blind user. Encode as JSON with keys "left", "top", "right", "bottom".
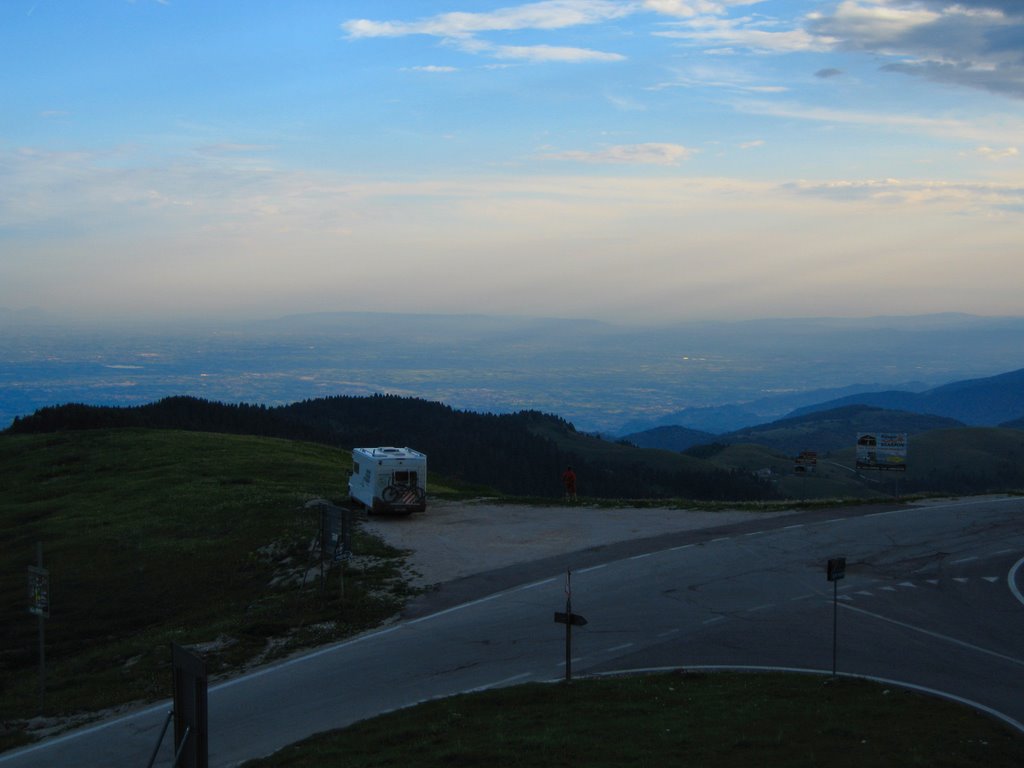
{"left": 577, "top": 564, "right": 608, "bottom": 574}
{"left": 748, "top": 603, "right": 774, "bottom": 612}
{"left": 899, "top": 581, "right": 917, "bottom": 588}
{"left": 840, "top": 604, "right": 1024, "bottom": 668}
{"left": 783, "top": 524, "right": 804, "bottom": 530}
{"left": 469, "top": 672, "right": 533, "bottom": 692}
{"left": 952, "top": 556, "right": 979, "bottom": 565}
{"left": 606, "top": 643, "right": 635, "bottom": 653}
{"left": 1009, "top": 556, "right": 1024, "bottom": 608}
{"left": 702, "top": 616, "right": 725, "bottom": 625}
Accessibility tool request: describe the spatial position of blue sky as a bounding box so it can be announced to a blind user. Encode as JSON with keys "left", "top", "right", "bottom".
{"left": 2, "top": 1, "right": 1022, "bottom": 323}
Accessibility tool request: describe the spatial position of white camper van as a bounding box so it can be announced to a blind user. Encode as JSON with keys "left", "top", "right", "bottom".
{"left": 348, "top": 447, "right": 427, "bottom": 514}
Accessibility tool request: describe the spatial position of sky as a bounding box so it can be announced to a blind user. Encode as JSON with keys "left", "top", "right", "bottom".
{"left": 2, "top": 0, "right": 1023, "bottom": 324}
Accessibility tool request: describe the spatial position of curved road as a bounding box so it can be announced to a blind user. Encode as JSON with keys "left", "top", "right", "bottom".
{"left": 4, "top": 496, "right": 1024, "bottom": 766}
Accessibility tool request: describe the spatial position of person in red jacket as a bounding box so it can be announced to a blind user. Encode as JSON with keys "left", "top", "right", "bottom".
{"left": 561, "top": 466, "right": 577, "bottom": 503}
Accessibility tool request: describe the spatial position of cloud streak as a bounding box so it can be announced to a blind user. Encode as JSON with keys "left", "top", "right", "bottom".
{"left": 542, "top": 142, "right": 696, "bottom": 165}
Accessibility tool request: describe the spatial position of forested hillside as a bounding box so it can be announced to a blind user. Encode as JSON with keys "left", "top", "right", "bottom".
{"left": 5, "top": 396, "right": 778, "bottom": 501}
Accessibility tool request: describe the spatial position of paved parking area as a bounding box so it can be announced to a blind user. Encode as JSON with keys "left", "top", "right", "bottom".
{"left": 361, "top": 500, "right": 796, "bottom": 587}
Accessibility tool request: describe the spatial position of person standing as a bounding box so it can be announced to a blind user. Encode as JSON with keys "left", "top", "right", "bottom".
{"left": 561, "top": 466, "right": 577, "bottom": 503}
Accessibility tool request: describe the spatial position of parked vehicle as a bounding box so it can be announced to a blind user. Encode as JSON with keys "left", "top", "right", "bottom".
{"left": 348, "top": 446, "right": 427, "bottom": 514}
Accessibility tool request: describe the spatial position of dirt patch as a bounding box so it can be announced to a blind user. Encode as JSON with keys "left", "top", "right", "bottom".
{"left": 360, "top": 500, "right": 797, "bottom": 588}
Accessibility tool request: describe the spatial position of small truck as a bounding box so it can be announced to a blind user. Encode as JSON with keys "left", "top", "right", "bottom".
{"left": 348, "top": 446, "right": 427, "bottom": 514}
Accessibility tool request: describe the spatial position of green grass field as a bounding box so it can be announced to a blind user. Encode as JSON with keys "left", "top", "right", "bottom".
{"left": 243, "top": 672, "right": 1024, "bottom": 768}
{"left": 0, "top": 429, "right": 414, "bottom": 750}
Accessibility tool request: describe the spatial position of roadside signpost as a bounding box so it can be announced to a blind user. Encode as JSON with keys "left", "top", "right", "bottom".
{"left": 554, "top": 569, "right": 588, "bottom": 682}
{"left": 827, "top": 557, "right": 846, "bottom": 677}
{"left": 171, "top": 643, "right": 209, "bottom": 768}
{"left": 27, "top": 543, "right": 48, "bottom": 713}
{"left": 308, "top": 500, "right": 353, "bottom": 599}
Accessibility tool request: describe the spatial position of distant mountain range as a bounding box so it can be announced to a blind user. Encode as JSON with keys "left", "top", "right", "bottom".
{"left": 787, "top": 368, "right": 1024, "bottom": 426}
{"left": 622, "top": 366, "right": 1024, "bottom": 454}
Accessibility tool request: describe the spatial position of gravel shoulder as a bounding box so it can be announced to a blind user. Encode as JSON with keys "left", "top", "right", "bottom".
{"left": 361, "top": 500, "right": 799, "bottom": 589}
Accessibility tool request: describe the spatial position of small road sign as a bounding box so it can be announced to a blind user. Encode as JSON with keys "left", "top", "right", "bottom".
{"left": 554, "top": 611, "right": 588, "bottom": 627}
{"left": 27, "top": 566, "right": 49, "bottom": 619}
{"left": 827, "top": 557, "right": 847, "bottom": 582}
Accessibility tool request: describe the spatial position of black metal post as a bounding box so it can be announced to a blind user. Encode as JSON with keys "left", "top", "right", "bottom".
{"left": 565, "top": 594, "right": 572, "bottom": 682}
{"left": 832, "top": 577, "right": 838, "bottom": 677}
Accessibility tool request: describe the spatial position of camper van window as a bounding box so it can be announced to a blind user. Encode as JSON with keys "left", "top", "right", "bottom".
{"left": 353, "top": 462, "right": 360, "bottom": 475}
{"left": 393, "top": 470, "right": 411, "bottom": 484}
{"left": 364, "top": 469, "right": 371, "bottom": 482}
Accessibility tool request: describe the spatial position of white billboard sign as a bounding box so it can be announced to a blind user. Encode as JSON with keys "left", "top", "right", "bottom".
{"left": 856, "top": 432, "right": 907, "bottom": 471}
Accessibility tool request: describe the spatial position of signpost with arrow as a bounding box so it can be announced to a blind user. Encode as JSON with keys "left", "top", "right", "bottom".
{"left": 554, "top": 569, "right": 587, "bottom": 682}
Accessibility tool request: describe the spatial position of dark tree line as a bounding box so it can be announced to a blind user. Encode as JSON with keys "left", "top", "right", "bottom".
{"left": 5, "top": 395, "right": 779, "bottom": 501}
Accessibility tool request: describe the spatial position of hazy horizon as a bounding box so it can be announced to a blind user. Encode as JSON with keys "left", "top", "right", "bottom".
{"left": 3, "top": 1, "right": 1022, "bottom": 324}
{"left": 4, "top": 310, "right": 1024, "bottom": 434}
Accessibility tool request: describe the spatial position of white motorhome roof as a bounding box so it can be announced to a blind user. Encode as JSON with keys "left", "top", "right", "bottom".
{"left": 353, "top": 446, "right": 426, "bottom": 460}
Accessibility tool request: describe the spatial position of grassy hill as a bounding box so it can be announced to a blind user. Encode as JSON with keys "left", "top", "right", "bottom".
{"left": 717, "top": 405, "right": 964, "bottom": 455}
{"left": 7, "top": 397, "right": 782, "bottom": 502}
{"left": 0, "top": 429, "right": 419, "bottom": 750}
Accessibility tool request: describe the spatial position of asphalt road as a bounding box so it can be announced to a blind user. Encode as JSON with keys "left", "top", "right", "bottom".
{"left": 4, "top": 495, "right": 1024, "bottom": 766}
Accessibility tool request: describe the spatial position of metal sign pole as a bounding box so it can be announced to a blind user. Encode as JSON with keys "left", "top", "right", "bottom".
{"left": 564, "top": 570, "right": 572, "bottom": 681}
{"left": 826, "top": 557, "right": 846, "bottom": 679}
{"left": 553, "top": 569, "right": 588, "bottom": 682}
{"left": 832, "top": 577, "right": 838, "bottom": 677}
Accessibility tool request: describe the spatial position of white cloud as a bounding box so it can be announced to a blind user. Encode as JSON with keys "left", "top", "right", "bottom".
{"left": 404, "top": 65, "right": 459, "bottom": 73}
{"left": 734, "top": 99, "right": 1024, "bottom": 145}
{"left": 344, "top": 1, "right": 632, "bottom": 65}
{"left": 654, "top": 13, "right": 835, "bottom": 53}
{"left": 649, "top": 62, "right": 788, "bottom": 93}
{"left": 783, "top": 177, "right": 1024, "bottom": 213}
{"left": 543, "top": 142, "right": 696, "bottom": 165}
{"left": 343, "top": 0, "right": 635, "bottom": 39}
{"left": 642, "top": 0, "right": 763, "bottom": 17}
{"left": 973, "top": 145, "right": 1019, "bottom": 160}
{"left": 451, "top": 36, "right": 625, "bottom": 62}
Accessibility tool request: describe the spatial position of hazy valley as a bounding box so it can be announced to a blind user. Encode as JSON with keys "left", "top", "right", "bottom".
{"left": 4, "top": 311, "right": 1024, "bottom": 436}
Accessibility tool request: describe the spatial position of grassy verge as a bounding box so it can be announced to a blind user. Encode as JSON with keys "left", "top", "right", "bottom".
{"left": 0, "top": 429, "right": 415, "bottom": 751}
{"left": 245, "top": 672, "right": 1024, "bottom": 768}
